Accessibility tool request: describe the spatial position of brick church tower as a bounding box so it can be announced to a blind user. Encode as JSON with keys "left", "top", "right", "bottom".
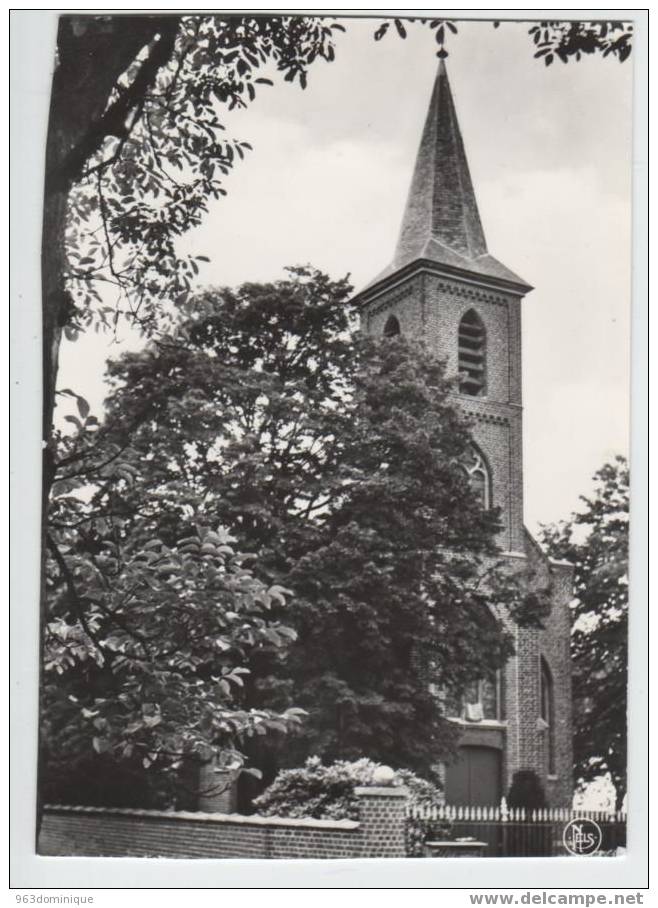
{"left": 354, "top": 62, "right": 574, "bottom": 808}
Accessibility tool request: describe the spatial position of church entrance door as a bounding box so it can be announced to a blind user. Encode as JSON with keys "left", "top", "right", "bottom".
{"left": 445, "top": 745, "right": 502, "bottom": 806}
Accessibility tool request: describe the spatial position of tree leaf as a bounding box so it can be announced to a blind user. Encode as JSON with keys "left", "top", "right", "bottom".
{"left": 64, "top": 415, "right": 83, "bottom": 430}
{"left": 76, "top": 396, "right": 90, "bottom": 420}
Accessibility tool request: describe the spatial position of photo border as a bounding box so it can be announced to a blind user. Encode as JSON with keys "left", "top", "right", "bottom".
{"left": 9, "top": 7, "right": 649, "bottom": 890}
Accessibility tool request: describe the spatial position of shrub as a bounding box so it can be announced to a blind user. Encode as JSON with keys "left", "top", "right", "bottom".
{"left": 506, "top": 770, "right": 547, "bottom": 810}
{"left": 505, "top": 770, "right": 550, "bottom": 856}
{"left": 253, "top": 756, "right": 447, "bottom": 855}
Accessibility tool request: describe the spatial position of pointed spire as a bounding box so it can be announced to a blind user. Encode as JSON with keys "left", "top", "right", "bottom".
{"left": 395, "top": 62, "right": 487, "bottom": 265}
{"left": 356, "top": 63, "right": 532, "bottom": 298}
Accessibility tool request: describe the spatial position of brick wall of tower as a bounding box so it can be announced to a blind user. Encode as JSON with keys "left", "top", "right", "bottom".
{"left": 363, "top": 275, "right": 425, "bottom": 340}
{"left": 360, "top": 268, "right": 573, "bottom": 809}
{"left": 541, "top": 559, "right": 575, "bottom": 807}
{"left": 501, "top": 545, "right": 574, "bottom": 808}
{"left": 362, "top": 270, "right": 525, "bottom": 553}
{"left": 364, "top": 274, "right": 521, "bottom": 405}
{"left": 506, "top": 624, "right": 542, "bottom": 780}
{"left": 465, "top": 410, "right": 524, "bottom": 554}
{"left": 436, "top": 552, "right": 573, "bottom": 809}
{"left": 420, "top": 275, "right": 520, "bottom": 406}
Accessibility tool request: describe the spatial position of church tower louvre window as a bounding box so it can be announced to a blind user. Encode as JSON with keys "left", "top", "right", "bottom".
{"left": 458, "top": 309, "right": 486, "bottom": 396}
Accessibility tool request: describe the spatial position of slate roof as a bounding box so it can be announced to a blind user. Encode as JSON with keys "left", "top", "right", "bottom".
{"left": 358, "top": 61, "right": 531, "bottom": 297}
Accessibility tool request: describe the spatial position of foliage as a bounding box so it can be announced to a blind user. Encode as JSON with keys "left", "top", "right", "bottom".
{"left": 405, "top": 815, "right": 452, "bottom": 859}
{"left": 527, "top": 20, "right": 633, "bottom": 66}
{"left": 504, "top": 770, "right": 550, "bottom": 857}
{"left": 374, "top": 17, "right": 458, "bottom": 59}
{"left": 43, "top": 396, "right": 306, "bottom": 803}
{"left": 81, "top": 266, "right": 551, "bottom": 779}
{"left": 253, "top": 755, "right": 440, "bottom": 820}
{"left": 59, "top": 15, "right": 347, "bottom": 339}
{"left": 506, "top": 770, "right": 547, "bottom": 811}
{"left": 540, "top": 457, "right": 628, "bottom": 808}
{"left": 373, "top": 17, "right": 633, "bottom": 65}
{"left": 253, "top": 755, "right": 447, "bottom": 856}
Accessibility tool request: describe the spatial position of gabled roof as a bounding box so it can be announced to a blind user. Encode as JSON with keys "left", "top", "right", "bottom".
{"left": 357, "top": 61, "right": 531, "bottom": 298}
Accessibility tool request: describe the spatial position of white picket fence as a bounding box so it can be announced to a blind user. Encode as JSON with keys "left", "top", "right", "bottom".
{"left": 406, "top": 801, "right": 627, "bottom": 856}
{"left": 407, "top": 801, "right": 627, "bottom": 824}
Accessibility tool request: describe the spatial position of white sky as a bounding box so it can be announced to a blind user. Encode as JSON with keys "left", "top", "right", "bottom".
{"left": 57, "top": 16, "right": 633, "bottom": 534}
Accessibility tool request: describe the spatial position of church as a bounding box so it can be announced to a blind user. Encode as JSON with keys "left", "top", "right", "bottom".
{"left": 354, "top": 62, "right": 574, "bottom": 809}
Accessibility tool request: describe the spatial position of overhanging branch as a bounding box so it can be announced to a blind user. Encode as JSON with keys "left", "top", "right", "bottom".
{"left": 48, "top": 17, "right": 180, "bottom": 193}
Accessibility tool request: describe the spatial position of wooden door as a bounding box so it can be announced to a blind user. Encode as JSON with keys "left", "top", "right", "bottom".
{"left": 444, "top": 746, "right": 503, "bottom": 855}
{"left": 445, "top": 745, "right": 502, "bottom": 806}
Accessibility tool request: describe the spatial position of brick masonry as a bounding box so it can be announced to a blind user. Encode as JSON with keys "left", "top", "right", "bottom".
{"left": 358, "top": 261, "right": 574, "bottom": 807}
{"left": 363, "top": 270, "right": 524, "bottom": 554}
{"left": 353, "top": 787, "right": 408, "bottom": 858}
{"left": 38, "top": 787, "right": 409, "bottom": 860}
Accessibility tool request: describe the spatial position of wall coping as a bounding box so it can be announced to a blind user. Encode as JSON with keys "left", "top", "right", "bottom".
{"left": 354, "top": 787, "right": 408, "bottom": 798}
{"left": 449, "top": 718, "right": 507, "bottom": 729}
{"left": 43, "top": 804, "right": 359, "bottom": 831}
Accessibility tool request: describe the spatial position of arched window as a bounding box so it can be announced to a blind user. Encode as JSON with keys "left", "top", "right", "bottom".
{"left": 383, "top": 314, "right": 401, "bottom": 337}
{"left": 459, "top": 445, "right": 491, "bottom": 510}
{"left": 540, "top": 658, "right": 556, "bottom": 775}
{"left": 458, "top": 309, "right": 486, "bottom": 396}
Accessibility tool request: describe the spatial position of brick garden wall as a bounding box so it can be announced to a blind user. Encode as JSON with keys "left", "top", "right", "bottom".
{"left": 353, "top": 787, "right": 407, "bottom": 857}
{"left": 38, "top": 787, "right": 409, "bottom": 860}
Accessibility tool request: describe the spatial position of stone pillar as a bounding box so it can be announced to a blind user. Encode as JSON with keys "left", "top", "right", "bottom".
{"left": 197, "top": 761, "right": 238, "bottom": 814}
{"left": 354, "top": 786, "right": 408, "bottom": 858}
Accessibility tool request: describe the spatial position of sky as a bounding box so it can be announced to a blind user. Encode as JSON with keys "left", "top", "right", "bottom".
{"left": 57, "top": 16, "right": 633, "bottom": 535}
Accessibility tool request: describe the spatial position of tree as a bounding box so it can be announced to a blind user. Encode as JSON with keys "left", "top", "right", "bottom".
{"left": 72, "top": 266, "right": 550, "bottom": 782}
{"left": 43, "top": 399, "right": 307, "bottom": 805}
{"left": 38, "top": 16, "right": 352, "bottom": 815}
{"left": 42, "top": 14, "right": 350, "bottom": 485}
{"left": 540, "top": 457, "right": 628, "bottom": 809}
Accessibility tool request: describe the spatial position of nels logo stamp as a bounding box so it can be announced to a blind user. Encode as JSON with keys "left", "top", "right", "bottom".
{"left": 562, "top": 818, "right": 603, "bottom": 856}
